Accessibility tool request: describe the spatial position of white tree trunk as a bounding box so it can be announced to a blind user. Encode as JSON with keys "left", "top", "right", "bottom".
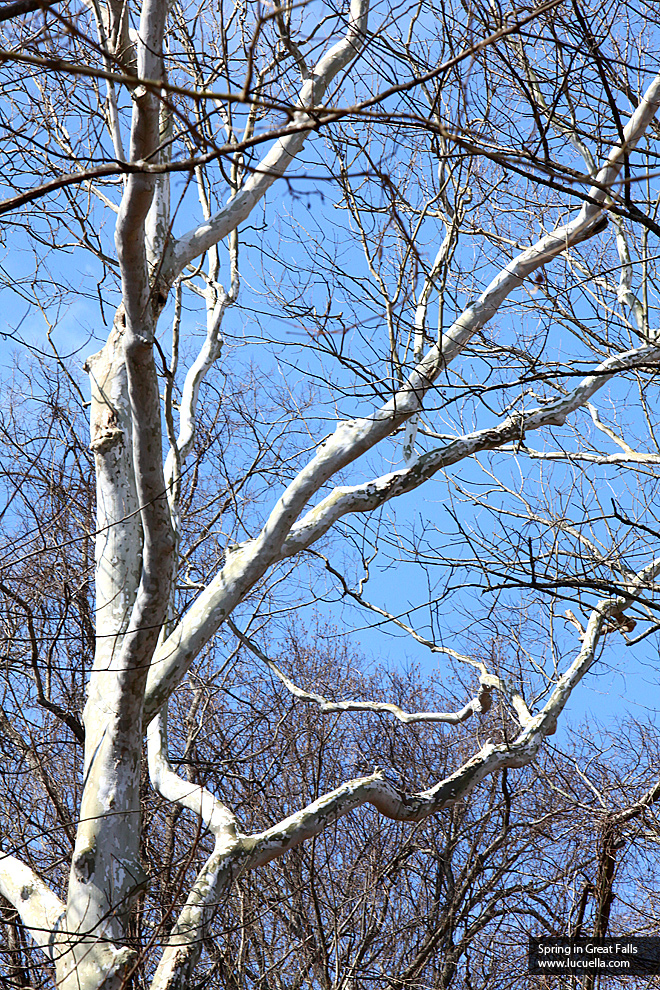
{"left": 3, "top": 8, "right": 660, "bottom": 989}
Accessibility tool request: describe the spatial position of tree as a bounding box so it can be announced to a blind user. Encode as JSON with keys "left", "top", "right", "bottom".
{"left": 2, "top": 0, "right": 660, "bottom": 986}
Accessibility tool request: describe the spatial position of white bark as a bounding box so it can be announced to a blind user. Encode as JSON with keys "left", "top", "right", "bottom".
{"left": 161, "top": 0, "right": 370, "bottom": 284}
{"left": 143, "top": 67, "right": 660, "bottom": 719}
{"left": 62, "top": 0, "right": 174, "bottom": 982}
{"left": 228, "top": 618, "right": 508, "bottom": 725}
{"left": 84, "top": 322, "right": 142, "bottom": 736}
{"left": 10, "top": 9, "right": 660, "bottom": 984}
{"left": 147, "top": 706, "right": 241, "bottom": 990}
{"left": 145, "top": 102, "right": 172, "bottom": 272}
{"left": 148, "top": 704, "right": 238, "bottom": 840}
{"left": 147, "top": 573, "right": 646, "bottom": 990}
{"left": 0, "top": 855, "right": 64, "bottom": 962}
{"left": 59, "top": 323, "right": 146, "bottom": 988}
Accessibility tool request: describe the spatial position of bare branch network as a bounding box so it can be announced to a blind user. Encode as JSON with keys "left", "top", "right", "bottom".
{"left": 1, "top": 0, "right": 660, "bottom": 986}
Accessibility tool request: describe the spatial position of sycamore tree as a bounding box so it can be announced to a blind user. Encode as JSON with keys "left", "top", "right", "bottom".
{"left": 1, "top": 0, "right": 660, "bottom": 986}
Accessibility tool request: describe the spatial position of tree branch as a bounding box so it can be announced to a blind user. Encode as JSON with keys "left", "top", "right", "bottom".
{"left": 143, "top": 72, "right": 660, "bottom": 720}
{"left": 228, "top": 618, "right": 503, "bottom": 726}
{"left": 164, "top": 0, "right": 370, "bottom": 281}
{"left": 0, "top": 854, "right": 64, "bottom": 962}
{"left": 280, "top": 343, "right": 660, "bottom": 556}
{"left": 0, "top": 0, "right": 57, "bottom": 19}
{"left": 150, "top": 577, "right": 650, "bottom": 990}
{"left": 147, "top": 703, "right": 238, "bottom": 842}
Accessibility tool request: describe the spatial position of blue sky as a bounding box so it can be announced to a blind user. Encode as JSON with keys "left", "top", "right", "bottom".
{"left": 2, "top": 0, "right": 660, "bottom": 757}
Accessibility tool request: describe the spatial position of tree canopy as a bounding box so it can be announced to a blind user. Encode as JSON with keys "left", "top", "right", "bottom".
{"left": 1, "top": 0, "right": 660, "bottom": 986}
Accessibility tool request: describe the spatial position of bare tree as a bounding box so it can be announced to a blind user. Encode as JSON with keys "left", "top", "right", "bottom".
{"left": 2, "top": 0, "right": 660, "bottom": 986}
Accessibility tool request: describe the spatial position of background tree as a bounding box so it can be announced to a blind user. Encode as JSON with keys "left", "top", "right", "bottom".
{"left": 1, "top": 0, "right": 660, "bottom": 986}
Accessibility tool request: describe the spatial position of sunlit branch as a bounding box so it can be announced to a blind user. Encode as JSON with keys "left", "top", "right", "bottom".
{"left": 0, "top": 854, "right": 64, "bottom": 962}
{"left": 281, "top": 344, "right": 660, "bottom": 557}
{"left": 147, "top": 703, "right": 238, "bottom": 841}
{"left": 144, "top": 72, "right": 660, "bottom": 720}
{"left": 228, "top": 618, "right": 505, "bottom": 726}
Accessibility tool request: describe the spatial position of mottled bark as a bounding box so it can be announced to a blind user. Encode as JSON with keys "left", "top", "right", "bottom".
{"left": 59, "top": 0, "right": 174, "bottom": 980}
{"left": 1, "top": 11, "right": 660, "bottom": 990}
